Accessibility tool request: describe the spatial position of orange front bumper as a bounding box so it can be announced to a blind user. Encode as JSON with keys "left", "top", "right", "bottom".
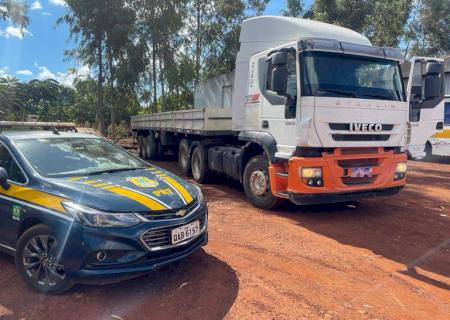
{"left": 269, "top": 148, "right": 406, "bottom": 204}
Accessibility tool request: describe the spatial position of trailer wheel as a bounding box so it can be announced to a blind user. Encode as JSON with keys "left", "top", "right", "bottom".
{"left": 156, "top": 139, "right": 164, "bottom": 159}
{"left": 178, "top": 139, "right": 191, "bottom": 175}
{"left": 191, "top": 145, "right": 210, "bottom": 183}
{"left": 137, "top": 135, "right": 144, "bottom": 158}
{"left": 145, "top": 131, "right": 158, "bottom": 160}
{"left": 243, "top": 155, "right": 281, "bottom": 210}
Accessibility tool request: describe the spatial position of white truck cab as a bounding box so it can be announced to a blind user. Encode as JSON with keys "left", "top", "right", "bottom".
{"left": 132, "top": 17, "right": 409, "bottom": 209}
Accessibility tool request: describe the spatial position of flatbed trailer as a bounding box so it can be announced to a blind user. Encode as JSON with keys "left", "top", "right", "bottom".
{"left": 131, "top": 108, "right": 233, "bottom": 136}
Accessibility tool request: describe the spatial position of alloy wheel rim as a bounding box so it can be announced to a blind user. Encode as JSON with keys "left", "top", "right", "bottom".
{"left": 22, "top": 235, "right": 66, "bottom": 287}
{"left": 249, "top": 170, "right": 268, "bottom": 197}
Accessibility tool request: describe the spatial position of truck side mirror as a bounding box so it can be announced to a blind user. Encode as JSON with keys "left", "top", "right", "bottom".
{"left": 424, "top": 62, "right": 443, "bottom": 100}
{"left": 271, "top": 52, "right": 288, "bottom": 65}
{"left": 271, "top": 66, "right": 288, "bottom": 96}
{"left": 0, "top": 167, "right": 10, "bottom": 190}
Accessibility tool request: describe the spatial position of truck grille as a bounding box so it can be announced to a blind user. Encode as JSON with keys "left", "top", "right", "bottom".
{"left": 140, "top": 210, "right": 207, "bottom": 251}
{"left": 329, "top": 123, "right": 394, "bottom": 131}
{"left": 139, "top": 198, "right": 199, "bottom": 221}
{"left": 332, "top": 134, "right": 390, "bottom": 142}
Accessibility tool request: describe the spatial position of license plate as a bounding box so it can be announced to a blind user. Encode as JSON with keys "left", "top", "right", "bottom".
{"left": 351, "top": 167, "right": 373, "bottom": 178}
{"left": 171, "top": 221, "right": 200, "bottom": 245}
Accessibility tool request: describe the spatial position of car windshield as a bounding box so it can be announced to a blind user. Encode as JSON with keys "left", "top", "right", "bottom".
{"left": 300, "top": 51, "right": 405, "bottom": 101}
{"left": 14, "top": 137, "right": 145, "bottom": 178}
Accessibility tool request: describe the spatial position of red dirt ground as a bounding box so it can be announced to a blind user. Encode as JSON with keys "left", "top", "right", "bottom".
{"left": 0, "top": 159, "right": 448, "bottom": 320}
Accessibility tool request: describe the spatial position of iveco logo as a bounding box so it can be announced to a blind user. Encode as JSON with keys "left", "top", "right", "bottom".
{"left": 349, "top": 123, "right": 383, "bottom": 132}
{"left": 176, "top": 209, "right": 187, "bottom": 217}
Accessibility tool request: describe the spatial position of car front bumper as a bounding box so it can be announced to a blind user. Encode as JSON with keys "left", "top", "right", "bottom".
{"left": 60, "top": 204, "right": 208, "bottom": 284}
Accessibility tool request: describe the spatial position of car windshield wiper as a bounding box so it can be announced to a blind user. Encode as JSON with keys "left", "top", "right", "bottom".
{"left": 86, "top": 167, "right": 147, "bottom": 176}
{"left": 315, "top": 88, "right": 357, "bottom": 98}
{"left": 359, "top": 93, "right": 393, "bottom": 100}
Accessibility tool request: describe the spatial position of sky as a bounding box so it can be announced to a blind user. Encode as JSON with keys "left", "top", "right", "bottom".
{"left": 0, "top": 0, "right": 313, "bottom": 87}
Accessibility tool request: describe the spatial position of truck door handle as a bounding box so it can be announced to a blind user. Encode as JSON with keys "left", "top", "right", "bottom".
{"left": 262, "top": 120, "right": 269, "bottom": 129}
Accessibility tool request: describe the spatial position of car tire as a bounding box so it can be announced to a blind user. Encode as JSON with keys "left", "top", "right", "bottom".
{"left": 243, "top": 155, "right": 282, "bottom": 210}
{"left": 146, "top": 131, "right": 158, "bottom": 160}
{"left": 191, "top": 144, "right": 210, "bottom": 183}
{"left": 15, "top": 224, "right": 73, "bottom": 295}
{"left": 179, "top": 139, "right": 191, "bottom": 175}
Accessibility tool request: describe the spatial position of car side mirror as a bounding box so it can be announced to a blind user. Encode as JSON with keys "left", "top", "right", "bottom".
{"left": 0, "top": 167, "right": 10, "bottom": 190}
{"left": 271, "top": 66, "right": 288, "bottom": 96}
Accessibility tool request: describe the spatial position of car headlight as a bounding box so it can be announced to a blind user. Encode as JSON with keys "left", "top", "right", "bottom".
{"left": 194, "top": 185, "right": 205, "bottom": 205}
{"left": 62, "top": 201, "right": 141, "bottom": 228}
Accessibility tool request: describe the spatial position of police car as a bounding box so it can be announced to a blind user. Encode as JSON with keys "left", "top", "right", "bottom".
{"left": 0, "top": 131, "right": 207, "bottom": 294}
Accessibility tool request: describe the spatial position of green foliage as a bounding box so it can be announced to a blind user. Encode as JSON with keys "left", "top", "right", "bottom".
{"left": 308, "top": 0, "right": 412, "bottom": 47}
{"left": 282, "top": 0, "right": 304, "bottom": 17}
{"left": 0, "top": 0, "right": 28, "bottom": 26}
{"left": 408, "top": 0, "right": 450, "bottom": 56}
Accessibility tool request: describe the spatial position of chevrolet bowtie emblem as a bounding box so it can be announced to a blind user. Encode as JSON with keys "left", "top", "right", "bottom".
{"left": 176, "top": 209, "right": 187, "bottom": 217}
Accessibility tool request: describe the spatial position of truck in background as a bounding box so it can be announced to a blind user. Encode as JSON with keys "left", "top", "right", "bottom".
{"left": 401, "top": 57, "right": 445, "bottom": 159}
{"left": 426, "top": 97, "right": 450, "bottom": 157}
{"left": 132, "top": 16, "right": 416, "bottom": 209}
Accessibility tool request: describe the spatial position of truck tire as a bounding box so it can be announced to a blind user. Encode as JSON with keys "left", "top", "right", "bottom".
{"left": 191, "top": 144, "right": 210, "bottom": 183}
{"left": 156, "top": 139, "right": 164, "bottom": 159}
{"left": 145, "top": 131, "right": 158, "bottom": 160}
{"left": 243, "top": 155, "right": 282, "bottom": 210}
{"left": 15, "top": 224, "right": 73, "bottom": 295}
{"left": 179, "top": 139, "right": 191, "bottom": 175}
{"left": 137, "top": 135, "right": 144, "bottom": 158}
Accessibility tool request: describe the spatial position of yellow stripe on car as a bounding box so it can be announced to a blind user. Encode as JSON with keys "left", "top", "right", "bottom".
{"left": 107, "top": 186, "right": 167, "bottom": 211}
{"left": 164, "top": 176, "right": 193, "bottom": 204}
{"left": 0, "top": 184, "right": 66, "bottom": 213}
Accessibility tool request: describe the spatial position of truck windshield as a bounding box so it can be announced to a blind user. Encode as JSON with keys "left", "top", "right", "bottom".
{"left": 300, "top": 51, "right": 404, "bottom": 101}
{"left": 15, "top": 137, "right": 145, "bottom": 178}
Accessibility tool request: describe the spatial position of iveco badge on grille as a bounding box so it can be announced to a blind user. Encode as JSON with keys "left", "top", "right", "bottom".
{"left": 349, "top": 123, "right": 383, "bottom": 132}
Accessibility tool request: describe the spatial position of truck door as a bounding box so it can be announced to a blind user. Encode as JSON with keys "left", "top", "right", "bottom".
{"left": 0, "top": 142, "right": 27, "bottom": 248}
{"left": 262, "top": 50, "right": 298, "bottom": 158}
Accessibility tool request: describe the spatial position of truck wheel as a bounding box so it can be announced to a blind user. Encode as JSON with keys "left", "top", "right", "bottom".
{"left": 191, "top": 145, "right": 210, "bottom": 183}
{"left": 424, "top": 142, "right": 433, "bottom": 160}
{"left": 156, "top": 139, "right": 164, "bottom": 159}
{"left": 137, "top": 135, "right": 144, "bottom": 158}
{"left": 243, "top": 155, "right": 281, "bottom": 210}
{"left": 146, "top": 131, "right": 158, "bottom": 160}
{"left": 179, "top": 139, "right": 191, "bottom": 175}
{"left": 15, "top": 225, "right": 73, "bottom": 295}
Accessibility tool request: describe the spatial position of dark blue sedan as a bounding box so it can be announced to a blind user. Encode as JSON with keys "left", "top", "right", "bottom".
{"left": 0, "top": 131, "right": 207, "bottom": 294}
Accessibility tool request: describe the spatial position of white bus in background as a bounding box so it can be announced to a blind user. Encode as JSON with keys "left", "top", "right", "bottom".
{"left": 427, "top": 97, "right": 450, "bottom": 157}
{"left": 402, "top": 57, "right": 445, "bottom": 159}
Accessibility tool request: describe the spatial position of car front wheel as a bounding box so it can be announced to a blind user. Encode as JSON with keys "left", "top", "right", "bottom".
{"left": 15, "top": 225, "right": 72, "bottom": 295}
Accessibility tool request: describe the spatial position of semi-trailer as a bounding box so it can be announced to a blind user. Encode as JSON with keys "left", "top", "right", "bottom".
{"left": 131, "top": 16, "right": 440, "bottom": 209}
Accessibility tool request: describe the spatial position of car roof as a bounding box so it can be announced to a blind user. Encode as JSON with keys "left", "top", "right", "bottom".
{"left": 0, "top": 131, "right": 103, "bottom": 141}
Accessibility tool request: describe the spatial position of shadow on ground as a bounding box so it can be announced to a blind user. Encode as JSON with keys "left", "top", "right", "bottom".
{"left": 0, "top": 249, "right": 239, "bottom": 320}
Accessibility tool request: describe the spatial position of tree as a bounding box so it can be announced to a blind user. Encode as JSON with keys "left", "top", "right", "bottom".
{"left": 282, "top": 0, "right": 304, "bottom": 17}
{"left": 59, "top": 0, "right": 112, "bottom": 135}
{"left": 408, "top": 0, "right": 450, "bottom": 56}
{"left": 0, "top": 0, "right": 28, "bottom": 26}
{"left": 307, "top": 0, "right": 413, "bottom": 47}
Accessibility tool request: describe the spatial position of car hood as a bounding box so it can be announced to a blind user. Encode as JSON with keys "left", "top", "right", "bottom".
{"left": 43, "top": 166, "right": 198, "bottom": 213}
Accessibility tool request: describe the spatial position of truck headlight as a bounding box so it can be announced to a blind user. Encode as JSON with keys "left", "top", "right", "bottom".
{"left": 299, "top": 167, "right": 323, "bottom": 187}
{"left": 62, "top": 202, "right": 141, "bottom": 228}
{"left": 394, "top": 162, "right": 407, "bottom": 180}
